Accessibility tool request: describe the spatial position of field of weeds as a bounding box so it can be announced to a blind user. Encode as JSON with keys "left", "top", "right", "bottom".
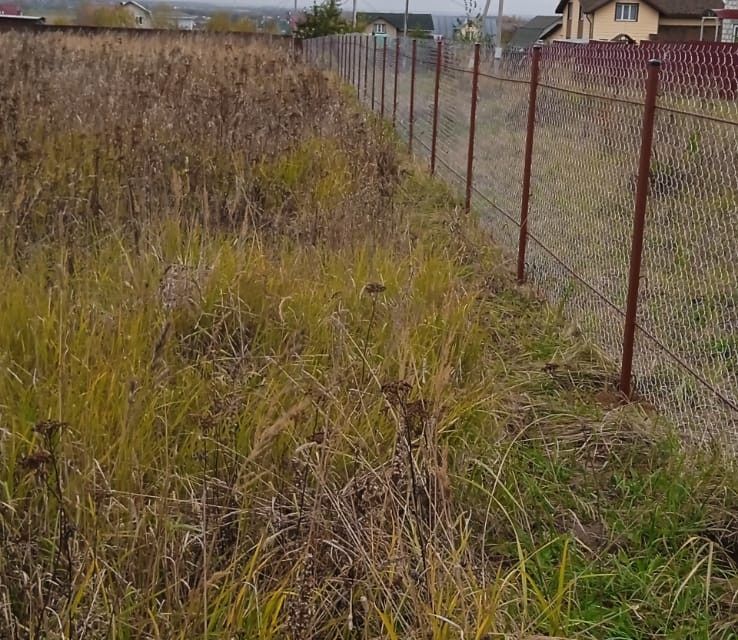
{"left": 1, "top": 31, "right": 738, "bottom": 640}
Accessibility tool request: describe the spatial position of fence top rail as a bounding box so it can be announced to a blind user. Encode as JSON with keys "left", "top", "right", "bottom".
{"left": 321, "top": 35, "right": 738, "bottom": 123}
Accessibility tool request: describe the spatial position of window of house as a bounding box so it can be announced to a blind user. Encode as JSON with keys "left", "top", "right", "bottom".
{"left": 733, "top": 25, "right": 738, "bottom": 43}
{"left": 615, "top": 3, "right": 639, "bottom": 22}
{"left": 136, "top": 15, "right": 143, "bottom": 24}
{"left": 567, "top": 2, "right": 572, "bottom": 21}
{"left": 374, "top": 22, "right": 386, "bottom": 34}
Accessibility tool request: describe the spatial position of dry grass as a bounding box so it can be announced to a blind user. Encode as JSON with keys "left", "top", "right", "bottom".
{"left": 0, "top": 31, "right": 737, "bottom": 640}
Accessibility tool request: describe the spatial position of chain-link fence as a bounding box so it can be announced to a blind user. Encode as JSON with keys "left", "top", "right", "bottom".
{"left": 303, "top": 35, "right": 738, "bottom": 448}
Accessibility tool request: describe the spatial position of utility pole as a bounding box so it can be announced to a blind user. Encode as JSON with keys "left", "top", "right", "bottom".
{"left": 496, "top": 0, "right": 504, "bottom": 60}
{"left": 403, "top": 0, "right": 409, "bottom": 37}
{"left": 352, "top": 0, "right": 357, "bottom": 28}
{"left": 481, "top": 0, "right": 504, "bottom": 60}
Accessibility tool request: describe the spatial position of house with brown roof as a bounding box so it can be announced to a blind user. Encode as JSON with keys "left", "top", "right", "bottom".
{"left": 554, "top": 0, "right": 722, "bottom": 42}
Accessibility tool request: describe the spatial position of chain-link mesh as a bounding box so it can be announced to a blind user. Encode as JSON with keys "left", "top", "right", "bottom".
{"left": 472, "top": 56, "right": 530, "bottom": 249}
{"left": 527, "top": 46, "right": 643, "bottom": 396}
{"left": 638, "top": 47, "right": 738, "bottom": 444}
{"left": 304, "top": 36, "right": 738, "bottom": 448}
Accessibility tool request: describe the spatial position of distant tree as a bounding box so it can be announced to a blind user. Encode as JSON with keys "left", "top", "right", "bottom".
{"left": 454, "top": 0, "right": 493, "bottom": 43}
{"left": 295, "top": 0, "right": 349, "bottom": 38}
{"left": 205, "top": 11, "right": 256, "bottom": 33}
{"left": 408, "top": 25, "right": 431, "bottom": 39}
{"left": 76, "top": 4, "right": 135, "bottom": 27}
{"left": 151, "top": 4, "right": 175, "bottom": 29}
{"left": 263, "top": 19, "right": 282, "bottom": 35}
{"left": 500, "top": 15, "right": 525, "bottom": 46}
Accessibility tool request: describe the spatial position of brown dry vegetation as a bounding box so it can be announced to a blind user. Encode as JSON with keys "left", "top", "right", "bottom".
{"left": 1, "top": 31, "right": 738, "bottom": 640}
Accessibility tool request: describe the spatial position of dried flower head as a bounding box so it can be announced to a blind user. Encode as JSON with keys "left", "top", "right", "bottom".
{"left": 363, "top": 282, "right": 386, "bottom": 296}
{"left": 34, "top": 420, "right": 68, "bottom": 438}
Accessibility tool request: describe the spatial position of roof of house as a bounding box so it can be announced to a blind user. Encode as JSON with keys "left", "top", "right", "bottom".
{"left": 120, "top": 1, "right": 151, "bottom": 15}
{"left": 508, "top": 15, "right": 562, "bottom": 49}
{"left": 358, "top": 12, "right": 434, "bottom": 32}
{"left": 0, "top": 14, "right": 45, "bottom": 22}
{"left": 715, "top": 8, "right": 738, "bottom": 19}
{"left": 555, "top": 0, "right": 720, "bottom": 19}
{"left": 431, "top": 14, "right": 497, "bottom": 39}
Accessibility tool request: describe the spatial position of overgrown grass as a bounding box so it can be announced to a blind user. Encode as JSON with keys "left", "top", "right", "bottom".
{"left": 0, "top": 31, "right": 737, "bottom": 640}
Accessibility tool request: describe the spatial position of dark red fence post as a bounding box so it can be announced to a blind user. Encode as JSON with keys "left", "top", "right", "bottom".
{"left": 409, "top": 39, "right": 418, "bottom": 154}
{"left": 464, "top": 44, "right": 481, "bottom": 213}
{"left": 516, "top": 45, "right": 542, "bottom": 283}
{"left": 393, "top": 38, "right": 400, "bottom": 128}
{"left": 364, "top": 35, "right": 370, "bottom": 102}
{"left": 381, "top": 37, "right": 388, "bottom": 117}
{"left": 371, "top": 36, "right": 377, "bottom": 110}
{"left": 620, "top": 59, "right": 662, "bottom": 398}
{"left": 430, "top": 39, "right": 443, "bottom": 176}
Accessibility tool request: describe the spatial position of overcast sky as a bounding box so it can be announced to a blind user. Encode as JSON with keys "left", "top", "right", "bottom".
{"left": 232, "top": 1, "right": 561, "bottom": 17}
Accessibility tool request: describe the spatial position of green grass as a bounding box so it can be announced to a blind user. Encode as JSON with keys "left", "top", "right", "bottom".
{"left": 1, "top": 31, "right": 737, "bottom": 640}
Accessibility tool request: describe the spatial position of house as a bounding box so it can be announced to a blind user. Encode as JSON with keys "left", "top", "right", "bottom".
{"left": 715, "top": 1, "right": 738, "bottom": 42}
{"left": 0, "top": 14, "right": 45, "bottom": 30}
{"left": 508, "top": 15, "right": 563, "bottom": 49}
{"left": 357, "top": 13, "right": 434, "bottom": 38}
{"left": 173, "top": 12, "right": 197, "bottom": 30}
{"left": 0, "top": 4, "right": 22, "bottom": 15}
{"left": 554, "top": 0, "right": 721, "bottom": 42}
{"left": 120, "top": 1, "right": 152, "bottom": 28}
{"left": 431, "top": 15, "right": 497, "bottom": 41}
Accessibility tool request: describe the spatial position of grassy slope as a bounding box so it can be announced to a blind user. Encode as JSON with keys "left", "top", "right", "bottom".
{"left": 0, "top": 33, "right": 737, "bottom": 640}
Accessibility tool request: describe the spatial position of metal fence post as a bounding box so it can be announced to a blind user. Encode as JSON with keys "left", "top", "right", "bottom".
{"left": 329, "top": 36, "right": 333, "bottom": 71}
{"left": 343, "top": 35, "right": 349, "bottom": 82}
{"left": 371, "top": 36, "right": 377, "bottom": 110}
{"left": 464, "top": 43, "right": 481, "bottom": 213}
{"left": 347, "top": 35, "right": 352, "bottom": 84}
{"left": 393, "top": 38, "right": 400, "bottom": 128}
{"left": 430, "top": 39, "right": 443, "bottom": 176}
{"left": 620, "top": 59, "right": 662, "bottom": 398}
{"left": 381, "top": 37, "right": 388, "bottom": 118}
{"left": 409, "top": 39, "right": 418, "bottom": 154}
{"left": 364, "top": 35, "right": 370, "bottom": 102}
{"left": 516, "top": 45, "right": 542, "bottom": 284}
{"left": 354, "top": 35, "right": 361, "bottom": 100}
{"left": 349, "top": 35, "right": 356, "bottom": 86}
{"left": 354, "top": 35, "right": 359, "bottom": 89}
